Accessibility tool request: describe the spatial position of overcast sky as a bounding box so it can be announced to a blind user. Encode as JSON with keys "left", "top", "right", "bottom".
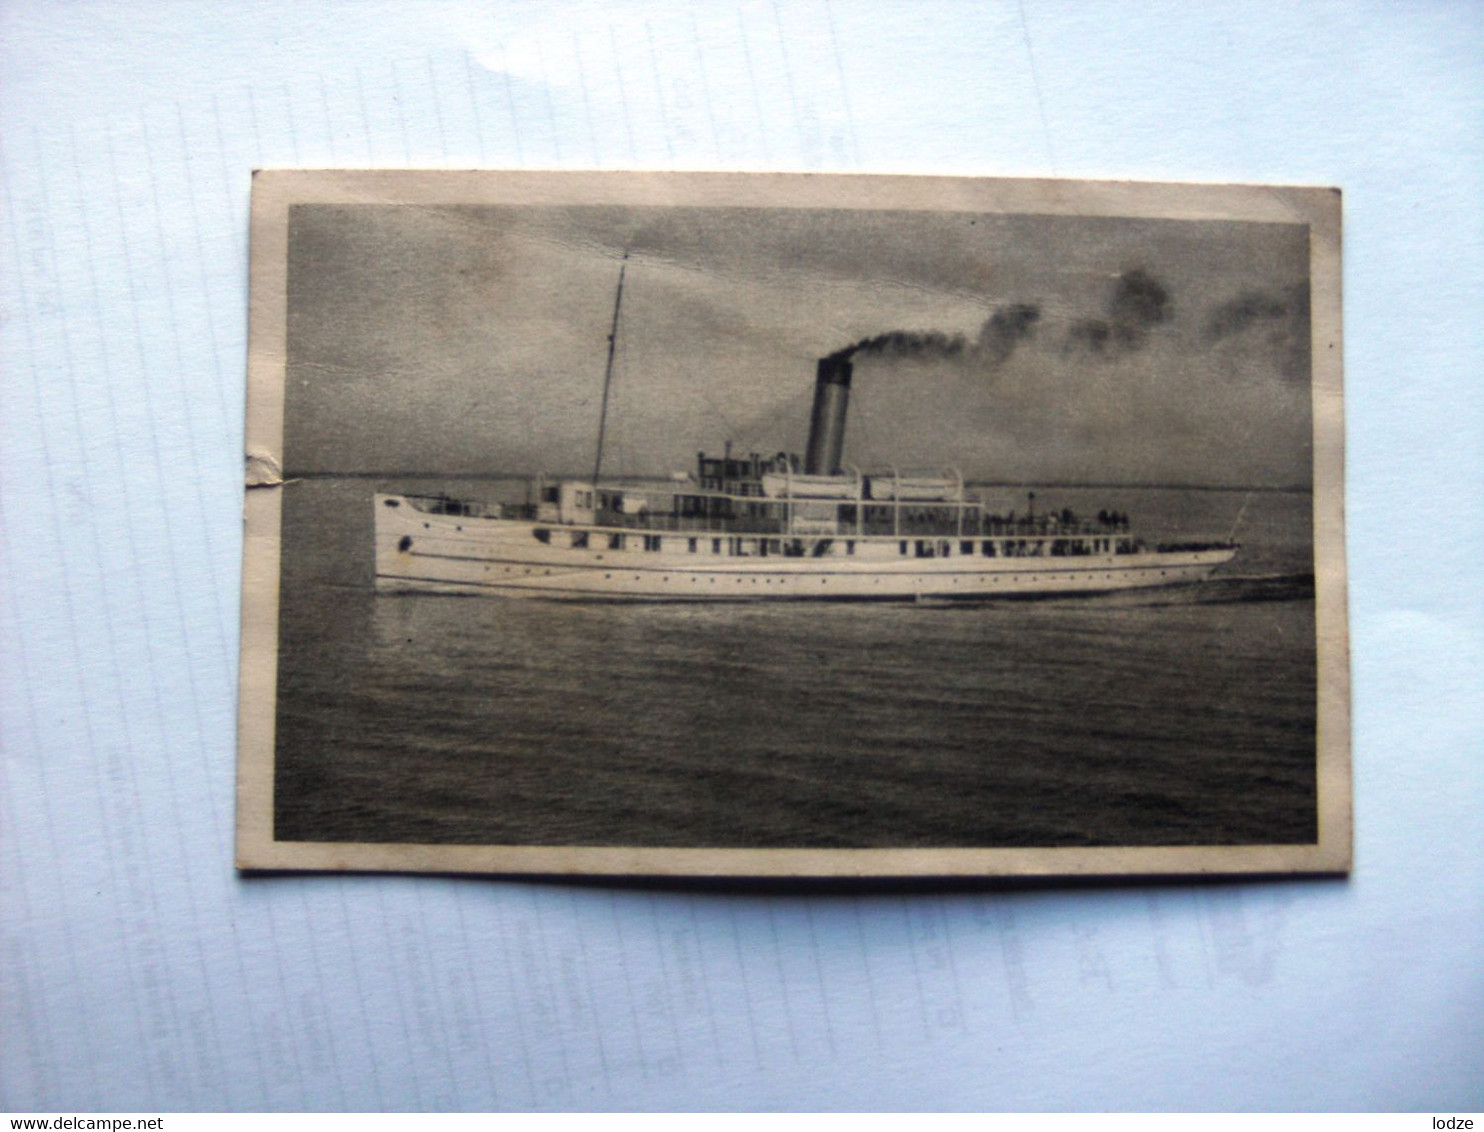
{"left": 285, "top": 203, "right": 1313, "bottom": 487}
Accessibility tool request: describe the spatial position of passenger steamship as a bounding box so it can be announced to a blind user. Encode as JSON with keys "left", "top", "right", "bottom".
{"left": 374, "top": 265, "right": 1238, "bottom": 602}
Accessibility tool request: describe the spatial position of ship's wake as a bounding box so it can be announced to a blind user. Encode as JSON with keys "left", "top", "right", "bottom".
{"left": 1108, "top": 572, "right": 1314, "bottom": 607}
{"left": 917, "top": 572, "right": 1314, "bottom": 611}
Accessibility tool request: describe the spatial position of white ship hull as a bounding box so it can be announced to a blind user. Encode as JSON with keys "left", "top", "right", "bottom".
{"left": 374, "top": 494, "right": 1236, "bottom": 602}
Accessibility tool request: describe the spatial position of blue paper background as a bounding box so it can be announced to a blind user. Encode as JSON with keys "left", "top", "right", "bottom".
{"left": 2, "top": 0, "right": 1481, "bottom": 1112}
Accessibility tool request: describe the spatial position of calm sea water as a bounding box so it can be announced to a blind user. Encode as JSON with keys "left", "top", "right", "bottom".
{"left": 273, "top": 478, "right": 1316, "bottom": 848}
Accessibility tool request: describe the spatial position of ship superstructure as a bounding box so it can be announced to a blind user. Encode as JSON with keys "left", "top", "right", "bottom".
{"left": 374, "top": 347, "right": 1238, "bottom": 601}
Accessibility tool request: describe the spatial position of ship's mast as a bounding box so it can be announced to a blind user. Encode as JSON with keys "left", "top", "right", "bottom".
{"left": 591, "top": 253, "right": 628, "bottom": 487}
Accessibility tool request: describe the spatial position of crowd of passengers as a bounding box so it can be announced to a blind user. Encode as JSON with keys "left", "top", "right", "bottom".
{"left": 981, "top": 508, "right": 1130, "bottom": 534}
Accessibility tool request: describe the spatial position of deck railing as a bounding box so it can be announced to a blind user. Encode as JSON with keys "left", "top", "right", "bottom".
{"left": 571, "top": 506, "right": 1132, "bottom": 535}
{"left": 591, "top": 510, "right": 786, "bottom": 534}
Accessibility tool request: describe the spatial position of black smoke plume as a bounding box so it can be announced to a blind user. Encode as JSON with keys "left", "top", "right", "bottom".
{"left": 827, "top": 303, "right": 1040, "bottom": 369}
{"left": 1205, "top": 282, "right": 1311, "bottom": 381}
{"left": 976, "top": 303, "right": 1042, "bottom": 367}
{"left": 1110, "top": 268, "right": 1171, "bottom": 340}
{"left": 1066, "top": 318, "right": 1113, "bottom": 353}
{"left": 1206, "top": 283, "right": 1308, "bottom": 341}
{"left": 1065, "top": 268, "right": 1172, "bottom": 356}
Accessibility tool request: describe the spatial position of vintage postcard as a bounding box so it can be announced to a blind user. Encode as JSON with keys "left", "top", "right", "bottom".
{"left": 238, "top": 170, "right": 1348, "bottom": 877}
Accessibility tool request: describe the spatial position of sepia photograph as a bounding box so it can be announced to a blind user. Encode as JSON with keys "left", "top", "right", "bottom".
{"left": 238, "top": 170, "right": 1348, "bottom": 876}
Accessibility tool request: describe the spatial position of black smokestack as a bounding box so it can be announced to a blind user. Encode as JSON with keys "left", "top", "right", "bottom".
{"left": 805, "top": 354, "right": 853, "bottom": 474}
{"left": 805, "top": 305, "right": 1040, "bottom": 472}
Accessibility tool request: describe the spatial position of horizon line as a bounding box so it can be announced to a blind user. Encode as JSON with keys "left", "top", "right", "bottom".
{"left": 283, "top": 469, "right": 1313, "bottom": 494}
